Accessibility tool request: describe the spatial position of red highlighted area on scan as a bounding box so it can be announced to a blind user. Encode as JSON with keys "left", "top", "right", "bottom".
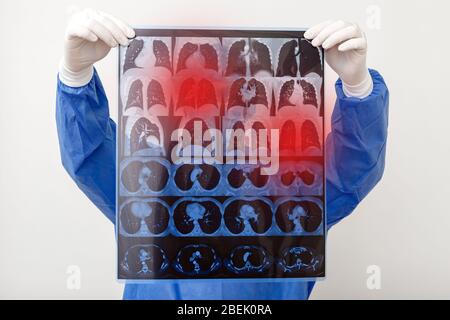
{"left": 117, "top": 31, "right": 325, "bottom": 280}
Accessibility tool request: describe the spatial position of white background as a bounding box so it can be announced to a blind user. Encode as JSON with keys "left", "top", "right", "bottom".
{"left": 0, "top": 0, "right": 449, "bottom": 299}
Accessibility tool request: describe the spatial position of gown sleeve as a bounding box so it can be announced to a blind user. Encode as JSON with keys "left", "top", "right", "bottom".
{"left": 56, "top": 69, "right": 117, "bottom": 224}
{"left": 325, "top": 69, "right": 389, "bottom": 228}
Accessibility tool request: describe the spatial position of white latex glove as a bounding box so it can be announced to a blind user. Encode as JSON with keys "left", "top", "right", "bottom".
{"left": 59, "top": 8, "right": 135, "bottom": 87}
{"left": 305, "top": 20, "right": 373, "bottom": 98}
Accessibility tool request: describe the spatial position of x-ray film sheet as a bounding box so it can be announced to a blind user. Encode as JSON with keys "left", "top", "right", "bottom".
{"left": 117, "top": 29, "right": 325, "bottom": 281}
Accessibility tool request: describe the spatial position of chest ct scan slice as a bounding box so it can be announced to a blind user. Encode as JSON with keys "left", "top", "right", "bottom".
{"left": 117, "top": 30, "right": 325, "bottom": 280}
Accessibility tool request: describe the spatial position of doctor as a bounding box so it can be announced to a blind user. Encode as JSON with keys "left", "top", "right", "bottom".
{"left": 56, "top": 9, "right": 389, "bottom": 299}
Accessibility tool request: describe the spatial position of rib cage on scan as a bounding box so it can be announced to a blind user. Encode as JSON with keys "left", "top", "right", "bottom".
{"left": 118, "top": 196, "right": 324, "bottom": 237}
{"left": 120, "top": 160, "right": 322, "bottom": 197}
{"left": 225, "top": 245, "right": 272, "bottom": 274}
{"left": 118, "top": 30, "right": 325, "bottom": 280}
{"left": 274, "top": 38, "right": 323, "bottom": 78}
{"left": 121, "top": 37, "right": 173, "bottom": 117}
{"left": 224, "top": 38, "right": 273, "bottom": 77}
{"left": 173, "top": 38, "right": 223, "bottom": 74}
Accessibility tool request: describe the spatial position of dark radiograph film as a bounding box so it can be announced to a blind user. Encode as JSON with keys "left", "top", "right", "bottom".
{"left": 118, "top": 29, "right": 325, "bottom": 281}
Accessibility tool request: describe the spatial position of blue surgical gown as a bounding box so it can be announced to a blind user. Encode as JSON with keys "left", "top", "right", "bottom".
{"left": 56, "top": 69, "right": 389, "bottom": 300}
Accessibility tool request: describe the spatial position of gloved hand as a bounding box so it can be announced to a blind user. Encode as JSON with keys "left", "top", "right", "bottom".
{"left": 305, "top": 20, "right": 373, "bottom": 98}
{"left": 59, "top": 8, "right": 135, "bottom": 87}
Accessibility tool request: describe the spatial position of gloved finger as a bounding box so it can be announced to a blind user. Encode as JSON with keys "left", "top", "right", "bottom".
{"left": 86, "top": 18, "right": 118, "bottom": 47}
{"left": 66, "top": 25, "right": 98, "bottom": 42}
{"left": 94, "top": 13, "right": 130, "bottom": 46}
{"left": 322, "top": 25, "right": 360, "bottom": 50}
{"left": 304, "top": 20, "right": 333, "bottom": 40}
{"left": 311, "top": 20, "right": 348, "bottom": 47}
{"left": 102, "top": 12, "right": 135, "bottom": 39}
{"left": 338, "top": 37, "right": 367, "bottom": 52}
